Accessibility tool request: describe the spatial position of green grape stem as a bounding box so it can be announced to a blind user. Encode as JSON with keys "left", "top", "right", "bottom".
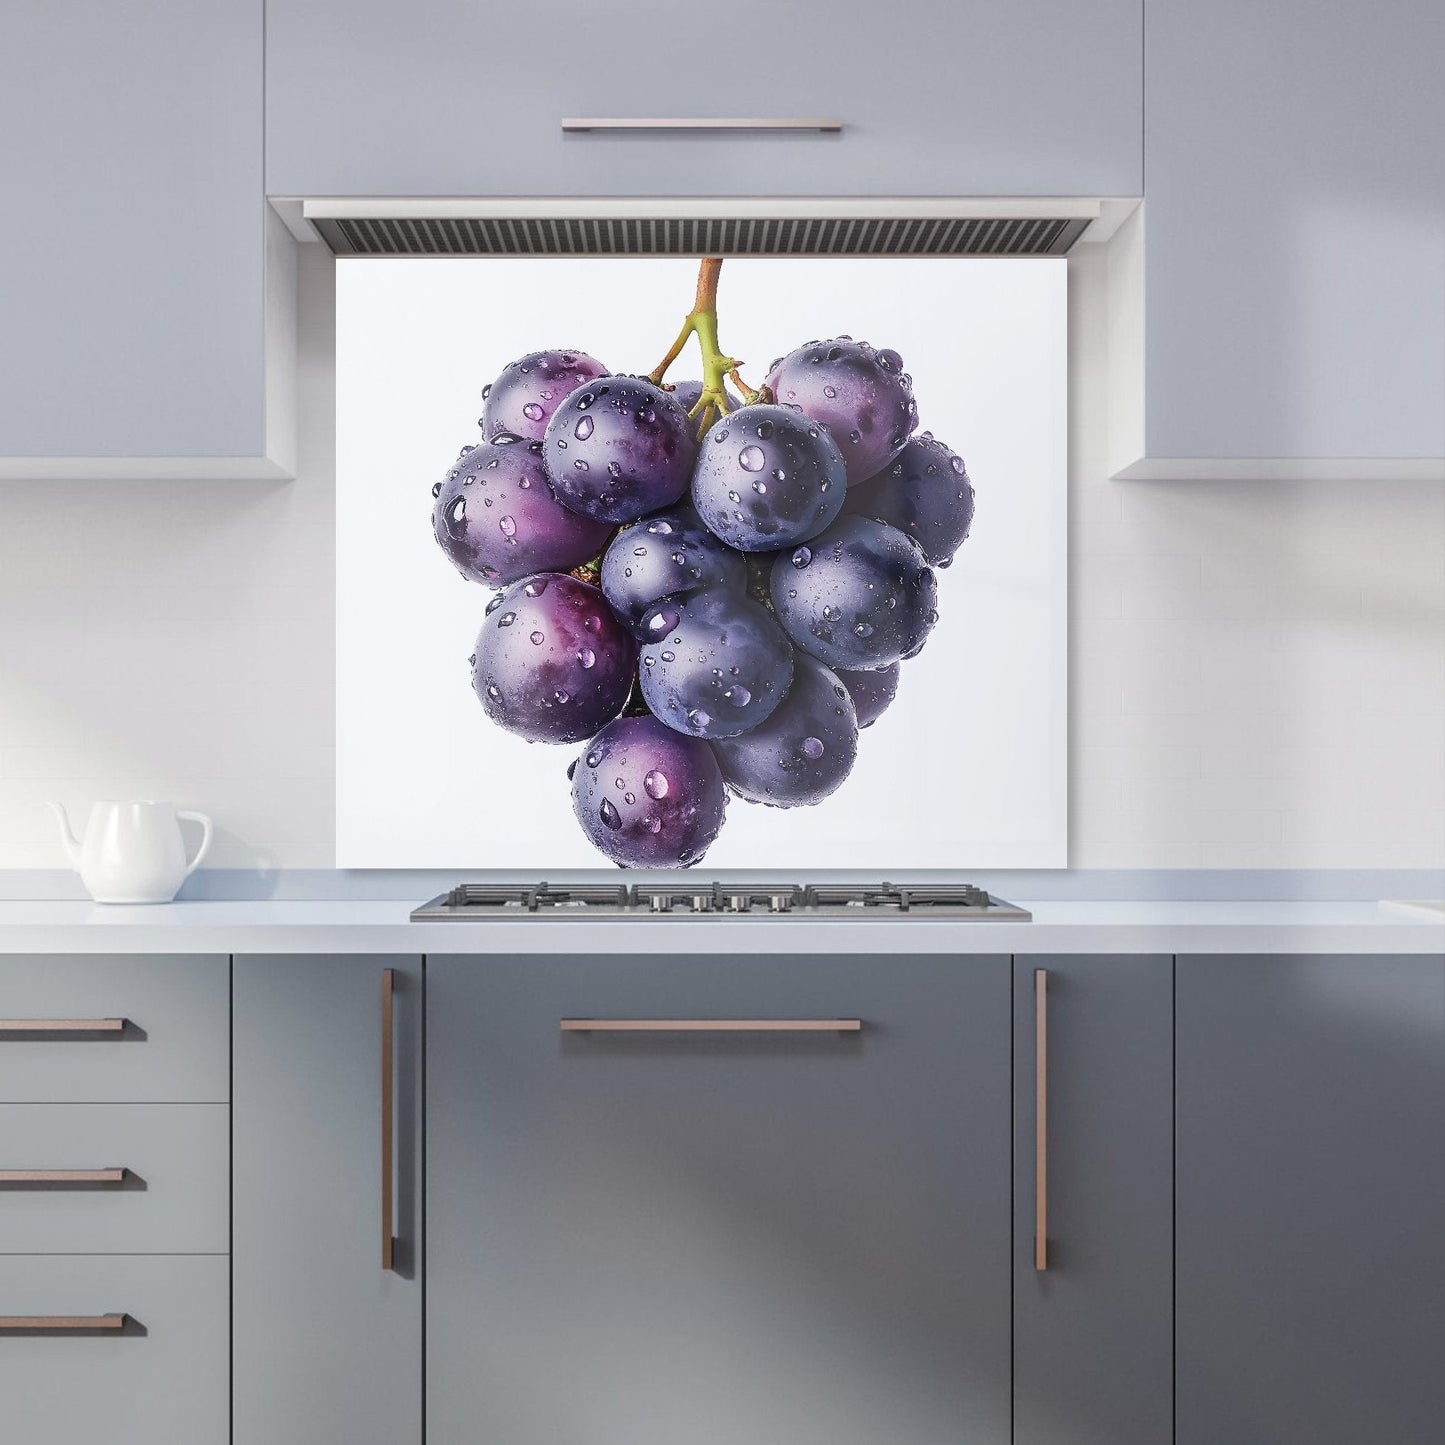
{"left": 649, "top": 258, "right": 771, "bottom": 438}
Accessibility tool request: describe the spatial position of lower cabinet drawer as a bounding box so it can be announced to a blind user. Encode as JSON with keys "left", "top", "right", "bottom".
{"left": 0, "top": 1104, "right": 228, "bottom": 1253}
{"left": 0, "top": 1255, "right": 228, "bottom": 1445}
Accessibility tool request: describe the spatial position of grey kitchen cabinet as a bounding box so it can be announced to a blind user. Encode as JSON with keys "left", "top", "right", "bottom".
{"left": 1121, "top": 1, "right": 1445, "bottom": 477}
{"left": 233, "top": 955, "right": 423, "bottom": 1445}
{"left": 0, "top": 1254, "right": 229, "bottom": 1445}
{"left": 1176, "top": 953, "right": 1445, "bottom": 1443}
{"left": 0, "top": 1, "right": 294, "bottom": 479}
{"left": 0, "top": 952, "right": 229, "bottom": 1103}
{"left": 0, "top": 1102, "right": 229, "bottom": 1254}
{"left": 266, "top": 1, "right": 1141, "bottom": 198}
{"left": 427, "top": 953, "right": 1013, "bottom": 1445}
{"left": 1012, "top": 956, "right": 1173, "bottom": 1445}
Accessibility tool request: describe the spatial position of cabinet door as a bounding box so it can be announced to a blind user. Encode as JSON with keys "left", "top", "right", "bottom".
{"left": 267, "top": 1, "right": 1140, "bottom": 198}
{"left": 0, "top": 1, "right": 290, "bottom": 478}
{"left": 1013, "top": 956, "right": 1173, "bottom": 1445}
{"left": 1176, "top": 953, "right": 1445, "bottom": 1443}
{"left": 233, "top": 955, "right": 423, "bottom": 1445}
{"left": 1134, "top": 1, "right": 1445, "bottom": 475}
{"left": 428, "top": 953, "right": 1012, "bottom": 1445}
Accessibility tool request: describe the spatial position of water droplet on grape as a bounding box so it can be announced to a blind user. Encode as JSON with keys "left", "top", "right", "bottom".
{"left": 522, "top": 402, "right": 544, "bottom": 422}
{"left": 927, "top": 608, "right": 940, "bottom": 624}
{"left": 554, "top": 689, "right": 570, "bottom": 704}
{"left": 647, "top": 518, "right": 674, "bottom": 535}
{"left": 529, "top": 630, "right": 545, "bottom": 645}
{"left": 642, "top": 654, "right": 655, "bottom": 667}
{"left": 801, "top": 736, "right": 825, "bottom": 759}
{"left": 573, "top": 459, "right": 589, "bottom": 471}
{"left": 598, "top": 798, "right": 622, "bottom": 830}
{"left": 624, "top": 791, "right": 635, "bottom": 804}
{"left": 645, "top": 815, "right": 662, "bottom": 834}
{"left": 660, "top": 650, "right": 675, "bottom": 662}
{"left": 854, "top": 621, "right": 874, "bottom": 638}
{"left": 575, "top": 392, "right": 594, "bottom": 410}
{"left": 497, "top": 611, "right": 516, "bottom": 628}
{"left": 578, "top": 647, "right": 596, "bottom": 668}
{"left": 752, "top": 480, "right": 767, "bottom": 494}
{"left": 687, "top": 707, "right": 711, "bottom": 729}
{"left": 607, "top": 461, "right": 622, "bottom": 478}
{"left": 724, "top": 685, "right": 751, "bottom": 707}
{"left": 791, "top": 547, "right": 812, "bottom": 568}
{"left": 523, "top": 578, "right": 548, "bottom": 597}
{"left": 448, "top": 497, "right": 467, "bottom": 524}
{"left": 481, "top": 565, "right": 500, "bottom": 580}
{"left": 755, "top": 420, "right": 774, "bottom": 440}
{"left": 499, "top": 515, "right": 516, "bottom": 537}
{"left": 848, "top": 430, "right": 861, "bottom": 443}
{"left": 431, "top": 481, "right": 443, "bottom": 498}
{"left": 486, "top": 682, "right": 501, "bottom": 700}
{"left": 481, "top": 384, "right": 492, "bottom": 399}
{"left": 493, "top": 432, "right": 523, "bottom": 446}
{"left": 585, "top": 748, "right": 602, "bottom": 768}
{"left": 485, "top": 594, "right": 503, "bottom": 615}
{"left": 574, "top": 415, "right": 594, "bottom": 440}
{"left": 640, "top": 769, "right": 670, "bottom": 800}
{"left": 738, "top": 445, "right": 765, "bottom": 472}
{"left": 823, "top": 385, "right": 837, "bottom": 398}
{"left": 567, "top": 759, "right": 577, "bottom": 780}
{"left": 771, "top": 468, "right": 786, "bottom": 482}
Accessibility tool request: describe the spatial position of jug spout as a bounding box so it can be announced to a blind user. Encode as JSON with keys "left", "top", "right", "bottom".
{"left": 48, "top": 801, "right": 82, "bottom": 865}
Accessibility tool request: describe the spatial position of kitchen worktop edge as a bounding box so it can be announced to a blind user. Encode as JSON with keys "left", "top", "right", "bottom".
{"left": 0, "top": 901, "right": 1439, "bottom": 955}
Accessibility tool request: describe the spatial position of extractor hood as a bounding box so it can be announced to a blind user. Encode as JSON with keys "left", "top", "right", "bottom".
{"left": 292, "top": 197, "right": 1125, "bottom": 258}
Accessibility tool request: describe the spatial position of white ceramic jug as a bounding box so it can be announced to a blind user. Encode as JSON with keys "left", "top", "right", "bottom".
{"left": 49, "top": 801, "right": 213, "bottom": 904}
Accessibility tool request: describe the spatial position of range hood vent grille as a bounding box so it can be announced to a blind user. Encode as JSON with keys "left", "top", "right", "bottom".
{"left": 314, "top": 214, "right": 1090, "bottom": 258}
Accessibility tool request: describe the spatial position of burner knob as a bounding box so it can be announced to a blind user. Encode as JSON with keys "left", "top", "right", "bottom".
{"left": 770, "top": 893, "right": 792, "bottom": 913}
{"left": 649, "top": 894, "right": 669, "bottom": 913}
{"left": 692, "top": 894, "right": 712, "bottom": 913}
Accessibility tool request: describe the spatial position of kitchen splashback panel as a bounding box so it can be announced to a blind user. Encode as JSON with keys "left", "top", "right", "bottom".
{"left": 335, "top": 256, "right": 1066, "bottom": 869}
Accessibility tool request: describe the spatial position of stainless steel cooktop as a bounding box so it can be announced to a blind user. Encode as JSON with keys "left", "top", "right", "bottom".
{"left": 411, "top": 882, "right": 1030, "bottom": 920}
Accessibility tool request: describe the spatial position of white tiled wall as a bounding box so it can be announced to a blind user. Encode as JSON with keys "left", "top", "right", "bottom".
{"left": 0, "top": 243, "right": 1441, "bottom": 870}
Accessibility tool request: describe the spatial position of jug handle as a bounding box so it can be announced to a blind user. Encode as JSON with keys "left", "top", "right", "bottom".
{"left": 177, "top": 811, "right": 213, "bottom": 877}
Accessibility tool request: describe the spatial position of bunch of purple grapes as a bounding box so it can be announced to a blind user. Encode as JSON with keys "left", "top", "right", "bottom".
{"left": 432, "top": 334, "right": 975, "bottom": 869}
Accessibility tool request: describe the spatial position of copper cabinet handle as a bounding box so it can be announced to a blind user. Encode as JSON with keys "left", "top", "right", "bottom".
{"left": 0, "top": 1169, "right": 128, "bottom": 1185}
{"left": 1034, "top": 968, "right": 1049, "bottom": 1271}
{"left": 380, "top": 968, "right": 396, "bottom": 1273}
{"left": 560, "top": 1018, "right": 862, "bottom": 1033}
{"left": 562, "top": 118, "right": 843, "bottom": 134}
{"left": 0, "top": 1314, "right": 128, "bottom": 1331}
{"left": 0, "top": 1018, "right": 128, "bottom": 1035}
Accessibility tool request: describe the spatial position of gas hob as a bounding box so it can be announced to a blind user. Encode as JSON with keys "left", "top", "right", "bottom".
{"left": 411, "top": 882, "right": 1030, "bottom": 921}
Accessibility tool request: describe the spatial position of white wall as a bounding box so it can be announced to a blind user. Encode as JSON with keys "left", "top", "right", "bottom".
{"left": 1, "top": 242, "right": 1441, "bottom": 871}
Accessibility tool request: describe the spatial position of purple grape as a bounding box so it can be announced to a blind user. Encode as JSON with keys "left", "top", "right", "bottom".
{"left": 845, "top": 433, "right": 976, "bottom": 566}
{"left": 835, "top": 662, "right": 900, "bottom": 728}
{"left": 470, "top": 574, "right": 635, "bottom": 743}
{"left": 691, "top": 403, "right": 847, "bottom": 552}
{"left": 600, "top": 509, "right": 746, "bottom": 637}
{"left": 714, "top": 654, "right": 859, "bottom": 807}
{"left": 638, "top": 589, "right": 793, "bottom": 740}
{"left": 480, "top": 349, "right": 608, "bottom": 442}
{"left": 543, "top": 378, "right": 696, "bottom": 524}
{"left": 432, "top": 439, "right": 612, "bottom": 587}
{"left": 765, "top": 338, "right": 917, "bottom": 486}
{"left": 569, "top": 714, "right": 727, "bottom": 868}
{"left": 770, "top": 515, "right": 939, "bottom": 670}
{"left": 668, "top": 378, "right": 741, "bottom": 420}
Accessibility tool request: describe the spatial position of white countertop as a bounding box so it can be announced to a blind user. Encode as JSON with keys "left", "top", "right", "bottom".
{"left": 0, "top": 899, "right": 1439, "bottom": 955}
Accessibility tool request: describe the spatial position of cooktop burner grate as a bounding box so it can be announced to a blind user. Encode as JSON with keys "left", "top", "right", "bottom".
{"left": 413, "top": 882, "right": 1029, "bottom": 920}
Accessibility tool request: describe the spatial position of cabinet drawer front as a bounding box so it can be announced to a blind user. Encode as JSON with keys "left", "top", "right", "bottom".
{"left": 0, "top": 955, "right": 227, "bottom": 1102}
{"left": 428, "top": 953, "right": 1013, "bottom": 1445}
{"left": 0, "top": 1104, "right": 227, "bottom": 1254}
{"left": 0, "top": 1255, "right": 227, "bottom": 1445}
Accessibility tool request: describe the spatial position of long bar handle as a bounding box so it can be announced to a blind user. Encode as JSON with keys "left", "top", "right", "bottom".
{"left": 380, "top": 968, "right": 396, "bottom": 1272}
{"left": 562, "top": 117, "right": 842, "bottom": 134}
{"left": 0, "top": 1169, "right": 128, "bottom": 1185}
{"left": 0, "top": 1018, "right": 127, "bottom": 1035}
{"left": 1034, "top": 968, "right": 1049, "bottom": 1271}
{"left": 0, "top": 1314, "right": 128, "bottom": 1331}
{"left": 561, "top": 1018, "right": 861, "bottom": 1033}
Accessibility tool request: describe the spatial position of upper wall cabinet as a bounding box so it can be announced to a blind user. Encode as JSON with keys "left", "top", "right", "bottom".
{"left": 265, "top": 1, "right": 1142, "bottom": 199}
{"left": 0, "top": 1, "right": 293, "bottom": 480}
{"left": 1115, "top": 1, "right": 1445, "bottom": 479}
